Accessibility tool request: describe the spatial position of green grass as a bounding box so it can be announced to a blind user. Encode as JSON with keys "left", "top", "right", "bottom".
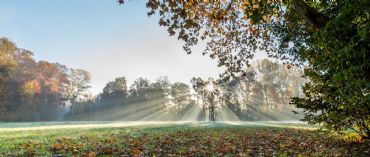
{"left": 0, "top": 122, "right": 369, "bottom": 156}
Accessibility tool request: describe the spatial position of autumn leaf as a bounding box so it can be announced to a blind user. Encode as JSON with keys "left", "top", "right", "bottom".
{"left": 83, "top": 152, "right": 97, "bottom": 157}
{"left": 131, "top": 148, "right": 143, "bottom": 156}
{"left": 50, "top": 143, "right": 64, "bottom": 151}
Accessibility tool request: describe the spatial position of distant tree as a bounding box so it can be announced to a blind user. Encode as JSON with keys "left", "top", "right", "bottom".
{"left": 191, "top": 77, "right": 207, "bottom": 120}
{"left": 216, "top": 60, "right": 305, "bottom": 121}
{"left": 138, "top": 77, "right": 174, "bottom": 119}
{"left": 206, "top": 78, "right": 221, "bottom": 122}
{"left": 97, "top": 77, "right": 129, "bottom": 109}
{"left": 241, "top": 69, "right": 264, "bottom": 115}
{"left": 191, "top": 77, "right": 221, "bottom": 121}
{"left": 5, "top": 49, "right": 38, "bottom": 120}
{"left": 128, "top": 77, "right": 151, "bottom": 101}
{"left": 0, "top": 38, "right": 16, "bottom": 77}
{"left": 0, "top": 38, "right": 17, "bottom": 119}
{"left": 220, "top": 77, "right": 242, "bottom": 117}
{"left": 34, "top": 61, "right": 68, "bottom": 120}
{"left": 254, "top": 60, "right": 279, "bottom": 111}
{"left": 103, "top": 77, "right": 128, "bottom": 95}
{"left": 148, "top": 76, "right": 171, "bottom": 100}
{"left": 63, "top": 69, "right": 91, "bottom": 114}
{"left": 0, "top": 38, "right": 71, "bottom": 121}
{"left": 170, "top": 82, "right": 192, "bottom": 119}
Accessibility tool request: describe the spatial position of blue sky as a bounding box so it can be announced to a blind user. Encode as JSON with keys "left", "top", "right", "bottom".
{"left": 0, "top": 0, "right": 265, "bottom": 94}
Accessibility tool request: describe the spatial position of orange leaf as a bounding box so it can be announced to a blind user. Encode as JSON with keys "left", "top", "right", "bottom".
{"left": 50, "top": 143, "right": 64, "bottom": 151}
{"left": 131, "top": 148, "right": 142, "bottom": 156}
{"left": 84, "top": 152, "right": 97, "bottom": 157}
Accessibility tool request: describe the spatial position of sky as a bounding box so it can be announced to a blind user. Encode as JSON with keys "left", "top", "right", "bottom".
{"left": 0, "top": 0, "right": 265, "bottom": 94}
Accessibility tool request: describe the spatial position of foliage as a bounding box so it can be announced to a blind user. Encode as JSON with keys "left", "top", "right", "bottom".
{"left": 291, "top": 0, "right": 370, "bottom": 139}
{"left": 143, "top": 0, "right": 297, "bottom": 76}
{"left": 0, "top": 38, "right": 70, "bottom": 121}
{"left": 170, "top": 82, "right": 193, "bottom": 120}
{"left": 1, "top": 124, "right": 369, "bottom": 156}
{"left": 0, "top": 38, "right": 17, "bottom": 119}
{"left": 0, "top": 38, "right": 17, "bottom": 77}
{"left": 63, "top": 69, "right": 92, "bottom": 114}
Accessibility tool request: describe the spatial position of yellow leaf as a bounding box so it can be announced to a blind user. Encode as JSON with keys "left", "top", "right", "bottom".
{"left": 84, "top": 152, "right": 97, "bottom": 157}
{"left": 131, "top": 148, "right": 142, "bottom": 156}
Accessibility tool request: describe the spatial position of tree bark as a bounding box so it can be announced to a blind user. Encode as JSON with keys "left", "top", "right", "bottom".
{"left": 209, "top": 95, "right": 216, "bottom": 122}
{"left": 290, "top": 0, "right": 329, "bottom": 29}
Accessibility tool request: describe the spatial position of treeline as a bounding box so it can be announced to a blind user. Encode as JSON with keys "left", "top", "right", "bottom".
{"left": 68, "top": 60, "right": 305, "bottom": 121}
{"left": 1, "top": 38, "right": 305, "bottom": 121}
{"left": 65, "top": 76, "right": 196, "bottom": 121}
{"left": 0, "top": 38, "right": 91, "bottom": 121}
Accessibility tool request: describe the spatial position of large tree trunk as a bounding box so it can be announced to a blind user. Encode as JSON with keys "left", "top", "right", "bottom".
{"left": 208, "top": 96, "right": 216, "bottom": 122}
{"left": 290, "top": 0, "right": 329, "bottom": 29}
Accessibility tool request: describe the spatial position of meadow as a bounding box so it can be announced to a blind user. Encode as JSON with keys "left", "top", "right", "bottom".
{"left": 0, "top": 121, "right": 369, "bottom": 156}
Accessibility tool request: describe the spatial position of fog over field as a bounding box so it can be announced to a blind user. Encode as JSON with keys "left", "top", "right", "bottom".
{"left": 0, "top": 121, "right": 314, "bottom": 132}
{"left": 0, "top": 0, "right": 369, "bottom": 156}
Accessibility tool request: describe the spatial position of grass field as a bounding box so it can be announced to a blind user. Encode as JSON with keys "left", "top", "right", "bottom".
{"left": 0, "top": 121, "right": 369, "bottom": 156}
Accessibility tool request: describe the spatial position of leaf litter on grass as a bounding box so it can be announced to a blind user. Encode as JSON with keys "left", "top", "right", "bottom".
{"left": 1, "top": 125, "right": 369, "bottom": 156}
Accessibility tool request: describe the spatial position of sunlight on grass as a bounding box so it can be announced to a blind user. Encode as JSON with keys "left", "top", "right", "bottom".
{"left": 0, "top": 122, "right": 368, "bottom": 156}
{"left": 0, "top": 121, "right": 317, "bottom": 131}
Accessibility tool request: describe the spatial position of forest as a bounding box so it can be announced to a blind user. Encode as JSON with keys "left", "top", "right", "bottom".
{"left": 0, "top": 38, "right": 304, "bottom": 122}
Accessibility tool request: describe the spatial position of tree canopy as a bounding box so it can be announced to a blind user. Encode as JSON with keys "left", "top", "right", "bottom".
{"left": 0, "top": 38, "right": 71, "bottom": 121}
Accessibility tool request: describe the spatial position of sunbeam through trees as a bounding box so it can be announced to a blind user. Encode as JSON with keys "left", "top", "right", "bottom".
{"left": 0, "top": 0, "right": 369, "bottom": 156}
{"left": 0, "top": 38, "right": 305, "bottom": 122}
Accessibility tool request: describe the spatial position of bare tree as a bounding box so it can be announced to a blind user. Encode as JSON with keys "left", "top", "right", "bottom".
{"left": 63, "top": 69, "right": 91, "bottom": 113}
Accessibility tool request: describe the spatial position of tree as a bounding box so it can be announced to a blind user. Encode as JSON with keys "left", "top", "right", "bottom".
{"left": 34, "top": 61, "right": 68, "bottom": 120}
{"left": 63, "top": 69, "right": 91, "bottom": 114}
{"left": 217, "top": 60, "right": 304, "bottom": 121}
{"left": 191, "top": 77, "right": 221, "bottom": 122}
{"left": 128, "top": 77, "right": 151, "bottom": 101}
{"left": 191, "top": 77, "right": 208, "bottom": 120}
{"left": 102, "top": 77, "right": 128, "bottom": 95}
{"left": 119, "top": 0, "right": 369, "bottom": 138}
{"left": 0, "top": 38, "right": 17, "bottom": 119}
{"left": 148, "top": 76, "right": 171, "bottom": 100}
{"left": 205, "top": 78, "right": 221, "bottom": 122}
{"left": 0, "top": 38, "right": 71, "bottom": 121}
{"left": 0, "top": 38, "right": 16, "bottom": 77}
{"left": 170, "top": 82, "right": 192, "bottom": 119}
{"left": 255, "top": 60, "right": 280, "bottom": 111}
{"left": 100, "top": 77, "right": 129, "bottom": 107}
